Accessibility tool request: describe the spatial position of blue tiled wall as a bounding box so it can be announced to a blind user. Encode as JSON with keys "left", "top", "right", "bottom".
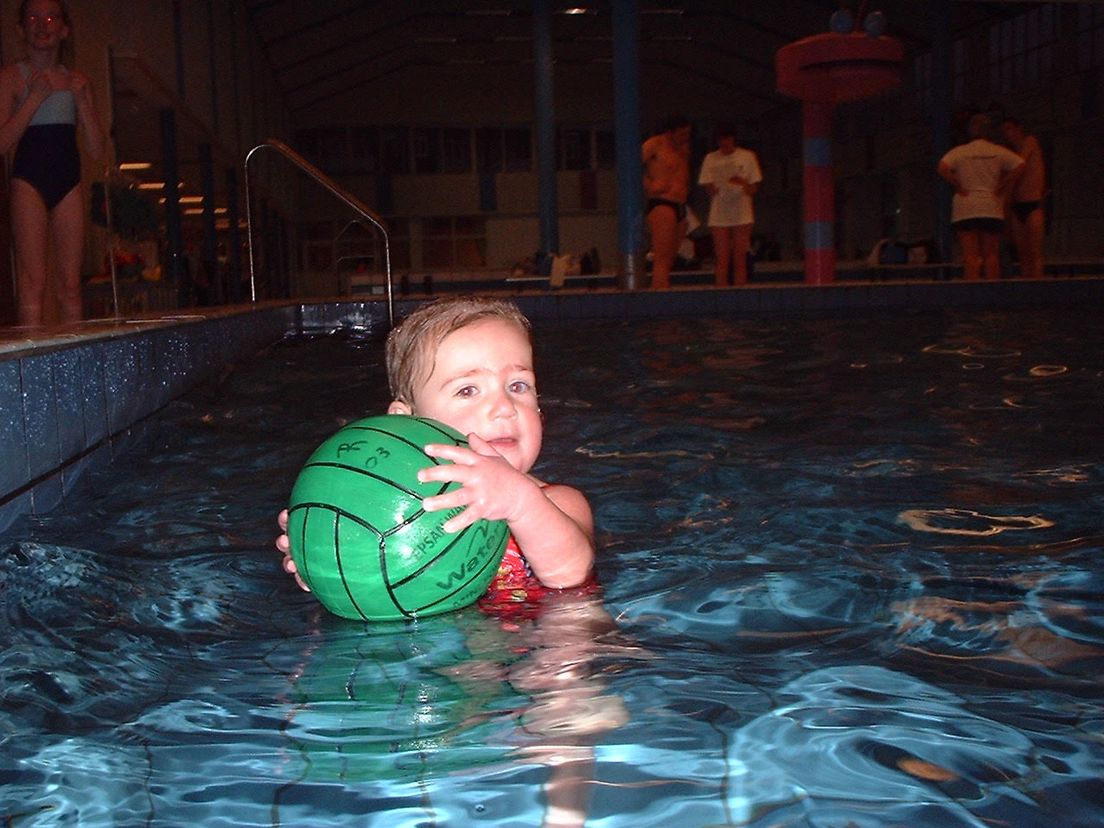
{"left": 0, "top": 307, "right": 296, "bottom": 534}
{"left": 297, "top": 278, "right": 1104, "bottom": 332}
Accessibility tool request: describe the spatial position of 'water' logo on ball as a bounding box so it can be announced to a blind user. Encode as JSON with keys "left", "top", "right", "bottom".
{"left": 435, "top": 541, "right": 498, "bottom": 592}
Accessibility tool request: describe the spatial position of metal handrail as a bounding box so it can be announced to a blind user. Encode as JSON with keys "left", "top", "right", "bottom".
{"left": 244, "top": 138, "right": 393, "bottom": 326}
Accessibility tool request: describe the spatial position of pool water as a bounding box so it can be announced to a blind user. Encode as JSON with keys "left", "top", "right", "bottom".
{"left": 2, "top": 307, "right": 1102, "bottom": 826}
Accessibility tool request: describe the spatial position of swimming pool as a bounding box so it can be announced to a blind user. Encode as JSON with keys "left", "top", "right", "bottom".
{"left": 2, "top": 305, "right": 1102, "bottom": 826}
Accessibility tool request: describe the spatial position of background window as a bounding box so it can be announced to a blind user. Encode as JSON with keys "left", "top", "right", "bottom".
{"left": 349, "top": 127, "right": 379, "bottom": 172}
{"left": 1078, "top": 3, "right": 1104, "bottom": 69}
{"left": 422, "top": 216, "right": 486, "bottom": 268}
{"left": 595, "top": 130, "right": 615, "bottom": 169}
{"left": 413, "top": 128, "right": 441, "bottom": 173}
{"left": 379, "top": 127, "right": 410, "bottom": 174}
{"left": 503, "top": 128, "right": 532, "bottom": 172}
{"left": 441, "top": 128, "right": 472, "bottom": 173}
{"left": 477, "top": 128, "right": 504, "bottom": 172}
{"left": 989, "top": 6, "right": 1056, "bottom": 96}
{"left": 559, "top": 128, "right": 591, "bottom": 171}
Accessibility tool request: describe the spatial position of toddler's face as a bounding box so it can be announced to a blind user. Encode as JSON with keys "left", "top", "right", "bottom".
{"left": 395, "top": 318, "right": 542, "bottom": 474}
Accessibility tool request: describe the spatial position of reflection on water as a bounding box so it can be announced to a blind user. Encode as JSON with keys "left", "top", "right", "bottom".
{"left": 900, "top": 508, "right": 1054, "bottom": 536}
{"left": 2, "top": 308, "right": 1103, "bottom": 826}
{"left": 275, "top": 591, "right": 636, "bottom": 827}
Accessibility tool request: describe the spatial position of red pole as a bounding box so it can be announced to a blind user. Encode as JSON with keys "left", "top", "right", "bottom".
{"left": 802, "top": 100, "right": 836, "bottom": 284}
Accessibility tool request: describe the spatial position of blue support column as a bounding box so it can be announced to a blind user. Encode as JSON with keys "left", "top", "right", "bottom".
{"left": 172, "top": 0, "right": 186, "bottom": 100}
{"left": 612, "top": 0, "right": 643, "bottom": 289}
{"left": 225, "top": 167, "right": 242, "bottom": 302}
{"left": 533, "top": 0, "right": 559, "bottom": 260}
{"left": 159, "top": 107, "right": 186, "bottom": 306}
{"left": 932, "top": 0, "right": 953, "bottom": 268}
{"left": 206, "top": 0, "right": 219, "bottom": 133}
{"left": 199, "top": 143, "right": 218, "bottom": 304}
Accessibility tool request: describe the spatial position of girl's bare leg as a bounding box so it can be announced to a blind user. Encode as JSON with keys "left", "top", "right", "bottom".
{"left": 1023, "top": 208, "right": 1045, "bottom": 279}
{"left": 50, "top": 187, "right": 85, "bottom": 323}
{"left": 980, "top": 231, "right": 1001, "bottom": 281}
{"left": 11, "top": 179, "right": 50, "bottom": 326}
{"left": 957, "top": 230, "right": 981, "bottom": 281}
{"left": 647, "top": 205, "right": 681, "bottom": 290}
{"left": 710, "top": 226, "right": 732, "bottom": 286}
{"left": 733, "top": 223, "right": 753, "bottom": 285}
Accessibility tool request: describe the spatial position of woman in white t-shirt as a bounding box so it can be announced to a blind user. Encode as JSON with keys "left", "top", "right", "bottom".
{"left": 698, "top": 123, "right": 762, "bottom": 286}
{"left": 937, "top": 113, "right": 1023, "bottom": 281}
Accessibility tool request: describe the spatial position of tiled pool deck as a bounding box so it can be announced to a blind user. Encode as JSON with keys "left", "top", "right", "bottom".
{"left": 2, "top": 275, "right": 1101, "bottom": 533}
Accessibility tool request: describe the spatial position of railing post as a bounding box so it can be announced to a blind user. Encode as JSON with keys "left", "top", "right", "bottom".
{"left": 244, "top": 139, "right": 394, "bottom": 327}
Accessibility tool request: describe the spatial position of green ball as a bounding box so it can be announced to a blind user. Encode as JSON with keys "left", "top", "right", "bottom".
{"left": 287, "top": 415, "right": 509, "bottom": 621}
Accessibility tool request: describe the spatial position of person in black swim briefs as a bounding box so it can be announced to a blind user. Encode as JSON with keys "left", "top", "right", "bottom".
{"left": 646, "top": 198, "right": 687, "bottom": 223}
{"left": 0, "top": 0, "right": 105, "bottom": 326}
{"left": 642, "top": 115, "right": 691, "bottom": 290}
{"left": 1001, "top": 117, "right": 1047, "bottom": 279}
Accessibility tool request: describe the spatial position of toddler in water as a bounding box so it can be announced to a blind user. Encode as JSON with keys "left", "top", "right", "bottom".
{"left": 278, "top": 296, "right": 596, "bottom": 605}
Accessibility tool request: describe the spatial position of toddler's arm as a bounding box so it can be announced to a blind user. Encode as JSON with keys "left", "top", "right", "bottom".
{"left": 420, "top": 435, "right": 595, "bottom": 589}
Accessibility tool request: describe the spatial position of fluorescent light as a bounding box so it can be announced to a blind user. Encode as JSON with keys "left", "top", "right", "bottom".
{"left": 118, "top": 162, "right": 152, "bottom": 171}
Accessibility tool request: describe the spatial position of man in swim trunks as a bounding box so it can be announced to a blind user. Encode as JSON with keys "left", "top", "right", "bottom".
{"left": 642, "top": 115, "right": 692, "bottom": 290}
{"left": 1001, "top": 117, "right": 1047, "bottom": 279}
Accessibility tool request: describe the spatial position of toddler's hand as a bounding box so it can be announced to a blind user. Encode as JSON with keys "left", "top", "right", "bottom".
{"left": 418, "top": 434, "right": 531, "bottom": 533}
{"left": 276, "top": 508, "right": 310, "bottom": 592}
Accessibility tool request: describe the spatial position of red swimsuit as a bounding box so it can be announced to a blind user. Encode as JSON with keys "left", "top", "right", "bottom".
{"left": 478, "top": 535, "right": 599, "bottom": 621}
{"left": 479, "top": 536, "right": 549, "bottom": 609}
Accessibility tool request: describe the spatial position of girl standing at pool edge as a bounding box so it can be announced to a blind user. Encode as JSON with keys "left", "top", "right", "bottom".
{"left": 0, "top": 0, "right": 105, "bottom": 325}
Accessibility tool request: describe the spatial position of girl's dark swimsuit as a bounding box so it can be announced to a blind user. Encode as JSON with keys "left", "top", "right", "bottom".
{"left": 13, "top": 123, "right": 80, "bottom": 210}
{"left": 12, "top": 63, "right": 80, "bottom": 211}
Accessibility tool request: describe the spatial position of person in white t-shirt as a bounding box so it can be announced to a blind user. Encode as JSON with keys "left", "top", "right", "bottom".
{"left": 698, "top": 123, "right": 762, "bottom": 286}
{"left": 937, "top": 113, "right": 1023, "bottom": 281}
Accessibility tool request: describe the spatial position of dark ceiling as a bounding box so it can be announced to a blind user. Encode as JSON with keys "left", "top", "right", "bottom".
{"left": 242, "top": 0, "right": 1053, "bottom": 125}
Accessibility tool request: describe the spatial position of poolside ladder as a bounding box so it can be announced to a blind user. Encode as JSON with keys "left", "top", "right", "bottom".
{"left": 244, "top": 138, "right": 394, "bottom": 327}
